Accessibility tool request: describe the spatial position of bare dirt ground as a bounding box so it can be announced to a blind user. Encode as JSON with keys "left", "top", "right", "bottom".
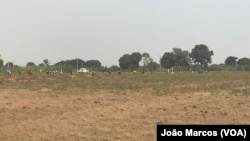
{"left": 0, "top": 88, "right": 249, "bottom": 141}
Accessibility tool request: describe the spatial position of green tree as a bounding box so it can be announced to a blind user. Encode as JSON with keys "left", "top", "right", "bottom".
{"left": 5, "top": 62, "right": 14, "bottom": 68}
{"left": 160, "top": 52, "right": 175, "bottom": 69}
{"left": 26, "top": 62, "right": 36, "bottom": 67}
{"left": 173, "top": 48, "right": 190, "bottom": 67}
{"left": 43, "top": 59, "right": 49, "bottom": 66}
{"left": 225, "top": 56, "right": 238, "bottom": 65}
{"left": 75, "top": 59, "right": 86, "bottom": 69}
{"left": 141, "top": 53, "right": 153, "bottom": 67}
{"left": 109, "top": 65, "right": 120, "bottom": 71}
{"left": 190, "top": 44, "right": 214, "bottom": 67}
{"left": 0, "top": 59, "right": 3, "bottom": 67}
{"left": 119, "top": 54, "right": 131, "bottom": 70}
{"left": 86, "top": 60, "right": 102, "bottom": 68}
{"left": 54, "top": 59, "right": 85, "bottom": 69}
{"left": 237, "top": 57, "right": 250, "bottom": 65}
{"left": 160, "top": 48, "right": 190, "bottom": 69}
{"left": 148, "top": 62, "right": 159, "bottom": 71}
{"left": 130, "top": 52, "right": 142, "bottom": 69}
{"left": 38, "top": 63, "right": 45, "bottom": 67}
{"left": 119, "top": 52, "right": 142, "bottom": 70}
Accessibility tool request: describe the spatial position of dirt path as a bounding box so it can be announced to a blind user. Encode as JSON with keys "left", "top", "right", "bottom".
{"left": 0, "top": 89, "right": 249, "bottom": 141}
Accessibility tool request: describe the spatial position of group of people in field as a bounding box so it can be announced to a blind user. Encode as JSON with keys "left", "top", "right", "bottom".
{"left": 4, "top": 66, "right": 209, "bottom": 78}
{"left": 5, "top": 67, "right": 33, "bottom": 77}
{"left": 4, "top": 67, "right": 65, "bottom": 78}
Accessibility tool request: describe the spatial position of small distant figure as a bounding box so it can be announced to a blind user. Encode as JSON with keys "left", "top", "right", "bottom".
{"left": 133, "top": 70, "right": 136, "bottom": 74}
{"left": 70, "top": 70, "right": 72, "bottom": 75}
{"left": 18, "top": 71, "right": 21, "bottom": 75}
{"left": 141, "top": 70, "right": 145, "bottom": 74}
{"left": 189, "top": 68, "right": 194, "bottom": 74}
{"left": 60, "top": 69, "right": 63, "bottom": 75}
{"left": 117, "top": 71, "right": 121, "bottom": 75}
{"left": 167, "top": 69, "right": 170, "bottom": 74}
{"left": 39, "top": 69, "right": 43, "bottom": 75}
{"left": 27, "top": 67, "right": 32, "bottom": 75}
{"left": 198, "top": 69, "right": 203, "bottom": 74}
{"left": 205, "top": 69, "right": 209, "bottom": 73}
{"left": 6, "top": 69, "right": 12, "bottom": 77}
{"left": 171, "top": 67, "right": 174, "bottom": 74}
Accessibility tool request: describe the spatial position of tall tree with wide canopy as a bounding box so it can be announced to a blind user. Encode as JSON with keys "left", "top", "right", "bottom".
{"left": 173, "top": 48, "right": 190, "bottom": 67}
{"left": 160, "top": 52, "right": 175, "bottom": 69}
{"left": 160, "top": 48, "right": 190, "bottom": 69}
{"left": 86, "top": 60, "right": 102, "bottom": 68}
{"left": 190, "top": 44, "right": 214, "bottom": 67}
{"left": 5, "top": 62, "right": 14, "bottom": 68}
{"left": 130, "top": 52, "right": 142, "bottom": 69}
{"left": 141, "top": 53, "right": 153, "bottom": 67}
{"left": 119, "top": 54, "right": 131, "bottom": 70}
{"left": 119, "top": 52, "right": 142, "bottom": 70}
{"left": 26, "top": 62, "right": 36, "bottom": 67}
{"left": 237, "top": 57, "right": 250, "bottom": 65}
{"left": 225, "top": 56, "right": 238, "bottom": 65}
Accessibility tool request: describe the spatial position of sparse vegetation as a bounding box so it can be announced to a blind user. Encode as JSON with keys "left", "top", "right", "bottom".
{"left": 0, "top": 71, "right": 250, "bottom": 95}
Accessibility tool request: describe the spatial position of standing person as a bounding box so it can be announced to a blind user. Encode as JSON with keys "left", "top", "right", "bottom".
{"left": 167, "top": 69, "right": 170, "bottom": 74}
{"left": 39, "top": 69, "right": 43, "bottom": 75}
{"left": 27, "top": 67, "right": 32, "bottom": 75}
{"left": 171, "top": 67, "right": 174, "bottom": 74}
{"left": 6, "top": 69, "right": 12, "bottom": 77}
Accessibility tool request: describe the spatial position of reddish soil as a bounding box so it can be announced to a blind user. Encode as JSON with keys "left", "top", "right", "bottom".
{"left": 0, "top": 89, "right": 249, "bottom": 141}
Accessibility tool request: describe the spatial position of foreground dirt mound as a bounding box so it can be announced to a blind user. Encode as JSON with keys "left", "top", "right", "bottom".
{"left": 0, "top": 89, "right": 249, "bottom": 141}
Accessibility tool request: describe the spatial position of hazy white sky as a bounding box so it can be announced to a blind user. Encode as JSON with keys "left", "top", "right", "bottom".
{"left": 0, "top": 0, "right": 249, "bottom": 67}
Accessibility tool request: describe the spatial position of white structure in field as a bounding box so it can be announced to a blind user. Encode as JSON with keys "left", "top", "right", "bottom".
{"left": 77, "top": 68, "right": 89, "bottom": 74}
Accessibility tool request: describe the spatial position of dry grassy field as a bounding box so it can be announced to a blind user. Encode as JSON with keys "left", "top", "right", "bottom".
{"left": 0, "top": 71, "right": 250, "bottom": 141}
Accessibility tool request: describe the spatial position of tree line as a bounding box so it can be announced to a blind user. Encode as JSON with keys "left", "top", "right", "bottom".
{"left": 118, "top": 44, "right": 214, "bottom": 71}
{"left": 1, "top": 44, "right": 250, "bottom": 73}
